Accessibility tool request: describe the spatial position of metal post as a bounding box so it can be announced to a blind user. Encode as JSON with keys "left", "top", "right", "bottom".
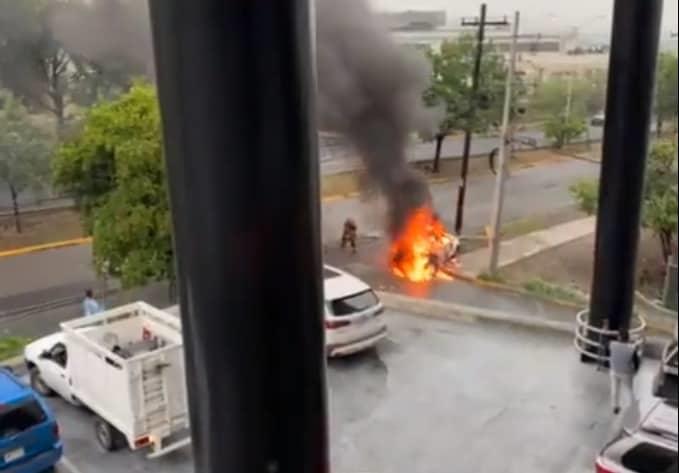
{"left": 148, "top": 1, "right": 329, "bottom": 472}
{"left": 588, "top": 0, "right": 664, "bottom": 335}
{"left": 488, "top": 12, "right": 520, "bottom": 274}
{"left": 454, "top": 4, "right": 487, "bottom": 235}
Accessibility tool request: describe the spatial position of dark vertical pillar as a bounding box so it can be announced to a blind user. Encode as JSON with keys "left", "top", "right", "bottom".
{"left": 588, "top": 0, "right": 664, "bottom": 333}
{"left": 148, "top": 1, "right": 329, "bottom": 472}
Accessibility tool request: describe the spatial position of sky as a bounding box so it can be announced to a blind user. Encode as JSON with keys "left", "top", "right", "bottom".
{"left": 371, "top": 0, "right": 678, "bottom": 38}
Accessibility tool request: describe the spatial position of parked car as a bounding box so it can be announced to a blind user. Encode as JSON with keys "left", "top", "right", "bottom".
{"left": 323, "top": 265, "right": 387, "bottom": 357}
{"left": 596, "top": 397, "right": 678, "bottom": 473}
{"left": 0, "top": 368, "right": 62, "bottom": 472}
{"left": 591, "top": 113, "right": 606, "bottom": 127}
{"left": 24, "top": 302, "right": 190, "bottom": 458}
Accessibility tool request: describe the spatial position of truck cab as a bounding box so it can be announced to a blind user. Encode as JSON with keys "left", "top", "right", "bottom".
{"left": 25, "top": 332, "right": 77, "bottom": 404}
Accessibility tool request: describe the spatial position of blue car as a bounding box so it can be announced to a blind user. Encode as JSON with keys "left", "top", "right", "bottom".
{"left": 0, "top": 369, "right": 62, "bottom": 472}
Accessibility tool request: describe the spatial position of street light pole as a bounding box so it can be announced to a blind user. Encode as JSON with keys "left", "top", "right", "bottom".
{"left": 488, "top": 11, "right": 520, "bottom": 275}
{"left": 454, "top": 5, "right": 509, "bottom": 235}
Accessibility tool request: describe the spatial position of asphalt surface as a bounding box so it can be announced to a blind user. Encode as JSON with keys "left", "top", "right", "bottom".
{"left": 1, "top": 127, "right": 603, "bottom": 210}
{"left": 0, "top": 157, "right": 600, "bottom": 328}
{"left": 319, "top": 127, "right": 603, "bottom": 175}
{"left": 39, "top": 309, "right": 657, "bottom": 473}
{"left": 321, "top": 155, "right": 599, "bottom": 242}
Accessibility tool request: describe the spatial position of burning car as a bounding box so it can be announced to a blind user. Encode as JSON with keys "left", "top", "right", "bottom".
{"left": 389, "top": 207, "right": 460, "bottom": 282}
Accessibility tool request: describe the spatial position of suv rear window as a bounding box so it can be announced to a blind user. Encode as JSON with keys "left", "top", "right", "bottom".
{"left": 331, "top": 290, "right": 379, "bottom": 316}
{"left": 621, "top": 443, "right": 677, "bottom": 473}
{"left": 323, "top": 267, "right": 341, "bottom": 280}
{"left": 0, "top": 400, "right": 47, "bottom": 439}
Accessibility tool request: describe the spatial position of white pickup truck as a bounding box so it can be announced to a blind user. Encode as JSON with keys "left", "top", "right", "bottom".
{"left": 24, "top": 302, "right": 191, "bottom": 458}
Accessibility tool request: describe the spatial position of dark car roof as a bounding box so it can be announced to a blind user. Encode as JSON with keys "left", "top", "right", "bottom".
{"left": 0, "top": 369, "right": 31, "bottom": 405}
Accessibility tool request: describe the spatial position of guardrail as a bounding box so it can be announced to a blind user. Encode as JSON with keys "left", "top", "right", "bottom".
{"left": 574, "top": 309, "right": 646, "bottom": 363}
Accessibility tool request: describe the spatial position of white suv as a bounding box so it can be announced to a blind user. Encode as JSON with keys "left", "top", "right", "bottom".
{"left": 323, "top": 265, "right": 387, "bottom": 357}
{"left": 596, "top": 397, "right": 678, "bottom": 473}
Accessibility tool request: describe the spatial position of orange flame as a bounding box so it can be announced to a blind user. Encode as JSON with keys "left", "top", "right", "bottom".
{"left": 389, "top": 207, "right": 459, "bottom": 282}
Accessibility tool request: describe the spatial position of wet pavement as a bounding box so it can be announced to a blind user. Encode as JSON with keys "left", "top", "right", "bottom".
{"left": 325, "top": 237, "right": 579, "bottom": 323}
{"left": 45, "top": 310, "right": 659, "bottom": 473}
{"left": 1, "top": 157, "right": 599, "bottom": 321}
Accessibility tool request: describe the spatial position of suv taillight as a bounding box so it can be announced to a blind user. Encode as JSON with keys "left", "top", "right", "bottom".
{"left": 53, "top": 423, "right": 60, "bottom": 440}
{"left": 596, "top": 459, "right": 615, "bottom": 473}
{"left": 325, "top": 319, "right": 351, "bottom": 330}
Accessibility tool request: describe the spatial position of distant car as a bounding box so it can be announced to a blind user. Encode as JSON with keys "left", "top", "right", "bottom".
{"left": 591, "top": 113, "right": 606, "bottom": 127}
{"left": 323, "top": 265, "right": 387, "bottom": 357}
{"left": 595, "top": 397, "right": 678, "bottom": 473}
{"left": 0, "top": 368, "right": 62, "bottom": 472}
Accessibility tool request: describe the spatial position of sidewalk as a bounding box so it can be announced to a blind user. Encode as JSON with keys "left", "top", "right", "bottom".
{"left": 325, "top": 241, "right": 582, "bottom": 333}
{"left": 461, "top": 217, "right": 596, "bottom": 276}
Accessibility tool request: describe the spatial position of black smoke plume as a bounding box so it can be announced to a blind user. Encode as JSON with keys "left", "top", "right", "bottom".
{"left": 24, "top": 0, "right": 435, "bottom": 237}
{"left": 316, "top": 0, "right": 435, "bottom": 236}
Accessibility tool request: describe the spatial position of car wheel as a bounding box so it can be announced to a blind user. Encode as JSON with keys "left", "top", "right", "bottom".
{"left": 30, "top": 368, "right": 54, "bottom": 397}
{"left": 94, "top": 418, "right": 125, "bottom": 452}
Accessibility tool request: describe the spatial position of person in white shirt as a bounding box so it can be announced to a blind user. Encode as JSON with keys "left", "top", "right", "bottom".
{"left": 609, "top": 329, "right": 640, "bottom": 415}
{"left": 82, "top": 289, "right": 104, "bottom": 316}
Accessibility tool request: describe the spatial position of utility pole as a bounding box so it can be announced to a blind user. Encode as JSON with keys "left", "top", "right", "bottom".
{"left": 488, "top": 11, "right": 520, "bottom": 274}
{"left": 454, "top": 4, "right": 509, "bottom": 235}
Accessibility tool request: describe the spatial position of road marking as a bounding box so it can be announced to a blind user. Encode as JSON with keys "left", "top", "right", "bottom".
{"left": 59, "top": 457, "right": 83, "bottom": 473}
{"left": 0, "top": 237, "right": 92, "bottom": 259}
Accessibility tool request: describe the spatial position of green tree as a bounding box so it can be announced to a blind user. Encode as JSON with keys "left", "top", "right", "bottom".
{"left": 531, "top": 74, "right": 606, "bottom": 119}
{"left": 424, "top": 37, "right": 509, "bottom": 172}
{"left": 543, "top": 114, "right": 587, "bottom": 149}
{"left": 0, "top": 92, "right": 52, "bottom": 232}
{"left": 53, "top": 83, "right": 172, "bottom": 287}
{"left": 643, "top": 141, "right": 678, "bottom": 259}
{"left": 0, "top": 0, "right": 140, "bottom": 134}
{"left": 655, "top": 52, "right": 678, "bottom": 136}
{"left": 570, "top": 140, "right": 678, "bottom": 262}
{"left": 0, "top": 0, "right": 72, "bottom": 133}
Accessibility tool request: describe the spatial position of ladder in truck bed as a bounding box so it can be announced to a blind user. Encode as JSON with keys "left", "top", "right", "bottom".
{"left": 140, "top": 354, "right": 191, "bottom": 458}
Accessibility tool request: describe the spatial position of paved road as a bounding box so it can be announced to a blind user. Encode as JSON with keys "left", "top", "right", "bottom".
{"left": 0, "top": 127, "right": 603, "bottom": 210}
{"left": 0, "top": 157, "right": 600, "bottom": 320}
{"left": 39, "top": 310, "right": 653, "bottom": 473}
{"left": 320, "top": 126, "right": 603, "bottom": 175}
{"left": 322, "top": 154, "right": 600, "bottom": 242}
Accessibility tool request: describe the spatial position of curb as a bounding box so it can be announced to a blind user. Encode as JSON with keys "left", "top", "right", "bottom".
{"left": 377, "top": 291, "right": 575, "bottom": 335}
{"left": 451, "top": 270, "right": 585, "bottom": 310}
{"left": 450, "top": 273, "right": 676, "bottom": 336}
{"left": 0, "top": 237, "right": 92, "bottom": 259}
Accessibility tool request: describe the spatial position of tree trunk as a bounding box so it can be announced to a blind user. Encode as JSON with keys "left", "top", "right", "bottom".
{"left": 54, "top": 95, "right": 66, "bottom": 138}
{"left": 659, "top": 230, "right": 673, "bottom": 264}
{"left": 656, "top": 117, "right": 663, "bottom": 138}
{"left": 9, "top": 184, "right": 21, "bottom": 234}
{"left": 432, "top": 133, "right": 445, "bottom": 173}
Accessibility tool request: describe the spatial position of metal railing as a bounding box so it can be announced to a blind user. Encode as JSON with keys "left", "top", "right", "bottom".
{"left": 662, "top": 342, "right": 678, "bottom": 376}
{"left": 574, "top": 309, "right": 646, "bottom": 363}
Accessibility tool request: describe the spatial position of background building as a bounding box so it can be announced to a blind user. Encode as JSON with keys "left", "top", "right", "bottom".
{"left": 385, "top": 10, "right": 609, "bottom": 85}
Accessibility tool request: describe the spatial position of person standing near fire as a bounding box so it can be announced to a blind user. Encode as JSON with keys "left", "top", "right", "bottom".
{"left": 341, "top": 218, "right": 358, "bottom": 253}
